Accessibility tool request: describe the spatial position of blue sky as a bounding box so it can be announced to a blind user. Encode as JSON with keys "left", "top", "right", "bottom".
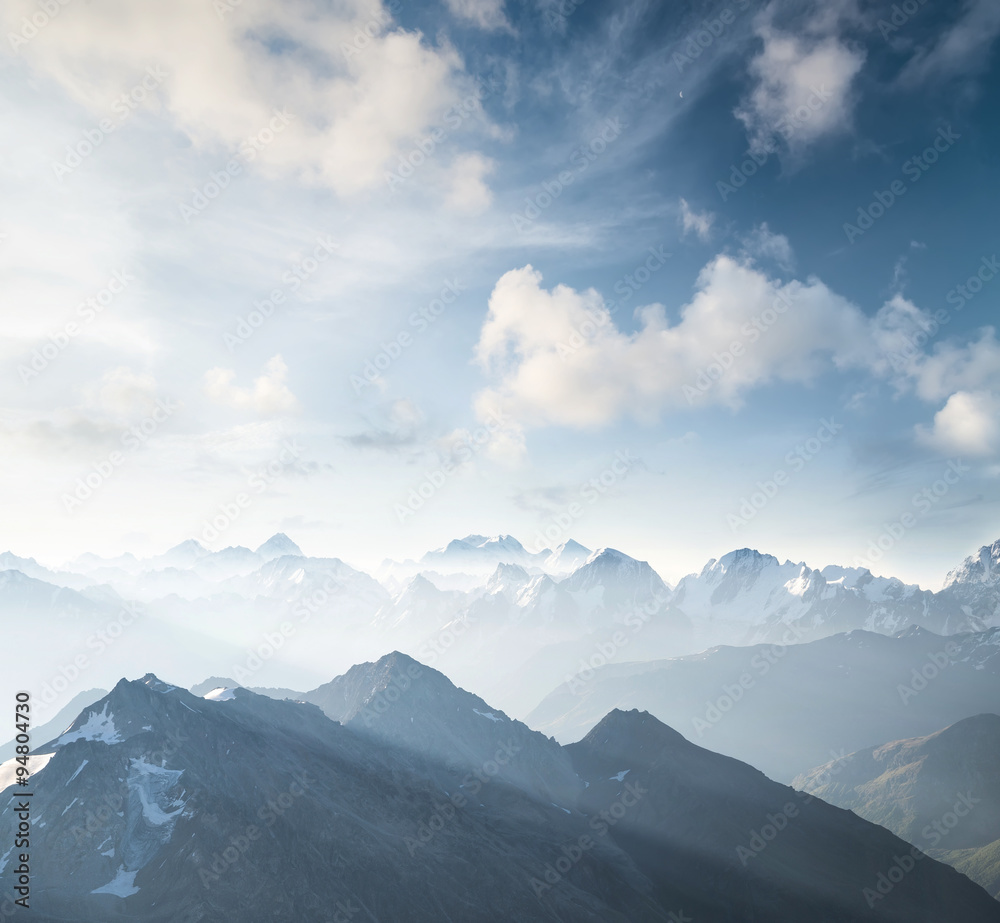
{"left": 1, "top": 0, "right": 998, "bottom": 587}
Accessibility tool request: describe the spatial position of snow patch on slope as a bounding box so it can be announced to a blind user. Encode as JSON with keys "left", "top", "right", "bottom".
{"left": 203, "top": 687, "right": 236, "bottom": 702}
{"left": 91, "top": 865, "right": 139, "bottom": 897}
{"left": 58, "top": 703, "right": 121, "bottom": 746}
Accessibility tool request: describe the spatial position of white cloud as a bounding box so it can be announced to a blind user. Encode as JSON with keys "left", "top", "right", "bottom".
{"left": 678, "top": 198, "right": 714, "bottom": 242}
{"left": 445, "top": 152, "right": 496, "bottom": 214}
{"left": 909, "top": 328, "right": 1000, "bottom": 403}
{"left": 899, "top": 0, "right": 1000, "bottom": 85}
{"left": 736, "top": 13, "right": 864, "bottom": 155}
{"left": 916, "top": 390, "right": 1000, "bottom": 456}
{"left": 867, "top": 300, "right": 1000, "bottom": 456}
{"left": 443, "top": 0, "right": 512, "bottom": 32}
{"left": 204, "top": 355, "right": 299, "bottom": 415}
{"left": 742, "top": 223, "right": 794, "bottom": 270}
{"left": 2, "top": 0, "right": 471, "bottom": 195}
{"left": 472, "top": 259, "right": 873, "bottom": 433}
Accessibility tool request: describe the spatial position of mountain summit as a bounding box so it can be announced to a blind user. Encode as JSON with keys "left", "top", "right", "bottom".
{"left": 254, "top": 533, "right": 303, "bottom": 561}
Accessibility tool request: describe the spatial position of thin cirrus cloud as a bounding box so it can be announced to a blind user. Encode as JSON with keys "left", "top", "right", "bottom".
{"left": 898, "top": 0, "right": 1000, "bottom": 86}
{"left": 1, "top": 0, "right": 475, "bottom": 195}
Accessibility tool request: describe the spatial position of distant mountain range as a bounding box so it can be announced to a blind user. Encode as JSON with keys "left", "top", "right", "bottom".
{"left": 527, "top": 626, "right": 1000, "bottom": 782}
{"left": 2, "top": 654, "right": 998, "bottom": 922}
{"left": 2, "top": 532, "right": 998, "bottom": 731}
{"left": 795, "top": 714, "right": 1000, "bottom": 900}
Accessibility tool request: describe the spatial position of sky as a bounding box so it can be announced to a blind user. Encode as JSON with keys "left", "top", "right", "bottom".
{"left": 1, "top": 0, "right": 998, "bottom": 589}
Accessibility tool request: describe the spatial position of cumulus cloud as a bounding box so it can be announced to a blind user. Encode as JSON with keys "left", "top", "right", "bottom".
{"left": 679, "top": 199, "right": 714, "bottom": 242}
{"left": 908, "top": 328, "right": 1000, "bottom": 403}
{"left": 736, "top": 11, "right": 864, "bottom": 155}
{"left": 472, "top": 256, "right": 1000, "bottom": 458}
{"left": 899, "top": 0, "right": 1000, "bottom": 85}
{"left": 2, "top": 0, "right": 470, "bottom": 195}
{"left": 472, "top": 259, "right": 874, "bottom": 434}
{"left": 916, "top": 391, "right": 1000, "bottom": 456}
{"left": 443, "top": 0, "right": 512, "bottom": 32}
{"left": 204, "top": 354, "right": 299, "bottom": 415}
{"left": 867, "top": 299, "right": 1000, "bottom": 456}
{"left": 445, "top": 152, "right": 496, "bottom": 214}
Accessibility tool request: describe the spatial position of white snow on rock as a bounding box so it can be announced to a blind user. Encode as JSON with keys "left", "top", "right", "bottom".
{"left": 58, "top": 703, "right": 121, "bottom": 746}
{"left": 66, "top": 759, "right": 89, "bottom": 785}
{"left": 203, "top": 687, "right": 236, "bottom": 701}
{"left": 0, "top": 847, "right": 12, "bottom": 874}
{"left": 609, "top": 769, "right": 630, "bottom": 782}
{"left": 0, "top": 751, "right": 55, "bottom": 795}
{"left": 91, "top": 865, "right": 139, "bottom": 897}
{"left": 128, "top": 758, "right": 186, "bottom": 826}
{"left": 473, "top": 708, "right": 502, "bottom": 723}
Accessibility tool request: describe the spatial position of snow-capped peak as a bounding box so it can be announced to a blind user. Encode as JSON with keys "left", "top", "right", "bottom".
{"left": 255, "top": 533, "right": 303, "bottom": 561}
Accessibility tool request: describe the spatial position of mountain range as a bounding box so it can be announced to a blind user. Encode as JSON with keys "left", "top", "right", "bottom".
{"left": 3, "top": 532, "right": 998, "bottom": 730}
{"left": 527, "top": 625, "right": 1000, "bottom": 782}
{"left": 2, "top": 653, "right": 999, "bottom": 922}
{"left": 794, "top": 713, "right": 1000, "bottom": 900}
